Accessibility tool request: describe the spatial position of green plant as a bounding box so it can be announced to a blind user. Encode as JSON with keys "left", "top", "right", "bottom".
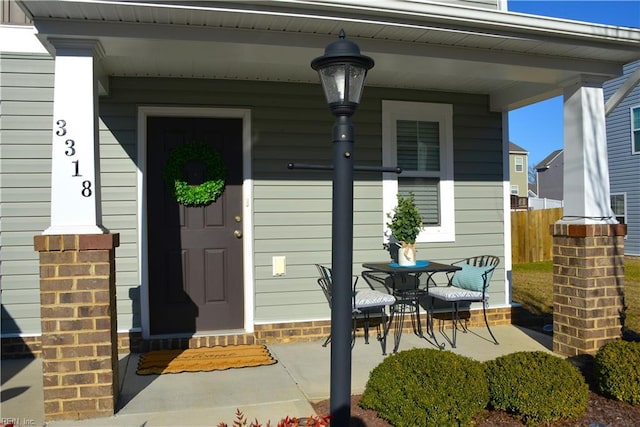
{"left": 484, "top": 351, "right": 588, "bottom": 426}
{"left": 360, "top": 348, "right": 489, "bottom": 427}
{"left": 217, "top": 409, "right": 330, "bottom": 427}
{"left": 595, "top": 339, "right": 640, "bottom": 404}
{"left": 164, "top": 142, "right": 226, "bottom": 206}
{"left": 386, "top": 193, "right": 423, "bottom": 244}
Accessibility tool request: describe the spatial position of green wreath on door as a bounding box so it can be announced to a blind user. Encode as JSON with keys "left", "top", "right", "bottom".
{"left": 163, "top": 143, "right": 226, "bottom": 206}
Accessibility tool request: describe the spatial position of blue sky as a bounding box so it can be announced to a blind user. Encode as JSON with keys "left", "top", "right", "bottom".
{"left": 507, "top": 0, "right": 640, "bottom": 167}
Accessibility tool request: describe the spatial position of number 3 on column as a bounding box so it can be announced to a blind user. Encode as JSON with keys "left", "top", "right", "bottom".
{"left": 55, "top": 119, "right": 92, "bottom": 198}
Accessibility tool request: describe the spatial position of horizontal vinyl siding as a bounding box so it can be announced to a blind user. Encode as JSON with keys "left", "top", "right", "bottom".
{"left": 105, "top": 78, "right": 505, "bottom": 325}
{"left": 97, "top": 100, "right": 140, "bottom": 332}
{"left": 1, "top": 53, "right": 54, "bottom": 335}
{"left": 256, "top": 86, "right": 505, "bottom": 322}
{"left": 104, "top": 78, "right": 337, "bottom": 326}
{"left": 605, "top": 60, "right": 640, "bottom": 256}
{"left": 0, "top": 53, "right": 140, "bottom": 336}
{"left": 2, "top": 70, "right": 506, "bottom": 334}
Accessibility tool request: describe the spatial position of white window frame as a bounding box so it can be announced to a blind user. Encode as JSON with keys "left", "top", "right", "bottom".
{"left": 511, "top": 185, "right": 519, "bottom": 195}
{"left": 631, "top": 105, "right": 640, "bottom": 154}
{"left": 382, "top": 100, "right": 455, "bottom": 243}
{"left": 610, "top": 192, "right": 627, "bottom": 225}
{"left": 514, "top": 156, "right": 524, "bottom": 173}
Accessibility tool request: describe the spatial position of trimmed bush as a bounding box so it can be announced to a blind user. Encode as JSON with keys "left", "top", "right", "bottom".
{"left": 360, "top": 348, "right": 489, "bottom": 427}
{"left": 485, "top": 351, "right": 588, "bottom": 426}
{"left": 595, "top": 339, "right": 640, "bottom": 404}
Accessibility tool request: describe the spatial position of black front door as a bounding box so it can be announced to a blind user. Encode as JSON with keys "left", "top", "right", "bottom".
{"left": 147, "top": 116, "right": 244, "bottom": 335}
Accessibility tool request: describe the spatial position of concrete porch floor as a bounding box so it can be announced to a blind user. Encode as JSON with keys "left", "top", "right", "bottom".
{"left": 1, "top": 325, "right": 553, "bottom": 427}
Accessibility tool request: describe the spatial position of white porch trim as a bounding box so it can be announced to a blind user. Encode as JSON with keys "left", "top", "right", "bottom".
{"left": 561, "top": 76, "right": 617, "bottom": 225}
{"left": 502, "top": 111, "right": 513, "bottom": 306}
{"left": 0, "top": 24, "right": 48, "bottom": 53}
{"left": 136, "top": 106, "right": 254, "bottom": 340}
{"left": 44, "top": 39, "right": 107, "bottom": 235}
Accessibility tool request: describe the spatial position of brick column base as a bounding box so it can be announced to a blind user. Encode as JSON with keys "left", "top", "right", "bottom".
{"left": 551, "top": 224, "right": 626, "bottom": 357}
{"left": 34, "top": 233, "right": 120, "bottom": 421}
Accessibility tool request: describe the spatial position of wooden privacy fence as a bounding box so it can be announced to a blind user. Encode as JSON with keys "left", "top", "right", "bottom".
{"left": 511, "top": 208, "right": 563, "bottom": 264}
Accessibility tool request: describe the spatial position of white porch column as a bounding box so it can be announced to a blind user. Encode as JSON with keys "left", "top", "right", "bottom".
{"left": 560, "top": 76, "right": 617, "bottom": 225}
{"left": 552, "top": 76, "right": 625, "bottom": 357}
{"left": 44, "top": 39, "right": 106, "bottom": 235}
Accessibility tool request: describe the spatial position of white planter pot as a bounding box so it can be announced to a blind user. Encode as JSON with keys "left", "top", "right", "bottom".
{"left": 398, "top": 242, "right": 417, "bottom": 266}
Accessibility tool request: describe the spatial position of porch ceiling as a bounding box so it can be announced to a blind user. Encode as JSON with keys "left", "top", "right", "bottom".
{"left": 17, "top": 0, "right": 640, "bottom": 111}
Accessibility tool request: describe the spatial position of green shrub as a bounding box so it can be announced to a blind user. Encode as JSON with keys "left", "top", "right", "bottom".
{"left": 360, "top": 348, "right": 489, "bottom": 427}
{"left": 484, "top": 351, "right": 588, "bottom": 426}
{"left": 595, "top": 339, "right": 640, "bottom": 404}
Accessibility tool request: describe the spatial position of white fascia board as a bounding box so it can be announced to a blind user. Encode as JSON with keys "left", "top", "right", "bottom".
{"left": 278, "top": 0, "right": 640, "bottom": 44}
{"left": 24, "top": 0, "right": 640, "bottom": 46}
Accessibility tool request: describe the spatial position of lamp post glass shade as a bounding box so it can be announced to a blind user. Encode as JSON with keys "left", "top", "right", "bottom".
{"left": 311, "top": 30, "right": 374, "bottom": 115}
{"left": 317, "top": 64, "right": 367, "bottom": 105}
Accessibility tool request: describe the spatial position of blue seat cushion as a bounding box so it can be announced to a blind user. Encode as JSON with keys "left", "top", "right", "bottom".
{"left": 451, "top": 263, "right": 494, "bottom": 292}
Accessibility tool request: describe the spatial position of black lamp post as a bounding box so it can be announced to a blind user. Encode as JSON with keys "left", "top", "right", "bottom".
{"left": 311, "top": 30, "right": 374, "bottom": 427}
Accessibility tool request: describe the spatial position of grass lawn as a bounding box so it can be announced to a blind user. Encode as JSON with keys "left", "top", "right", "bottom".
{"left": 512, "top": 256, "right": 640, "bottom": 334}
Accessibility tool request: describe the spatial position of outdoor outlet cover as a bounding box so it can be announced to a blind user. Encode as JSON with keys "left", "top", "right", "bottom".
{"left": 273, "top": 256, "right": 286, "bottom": 276}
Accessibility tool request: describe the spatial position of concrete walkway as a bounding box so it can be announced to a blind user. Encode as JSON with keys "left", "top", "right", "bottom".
{"left": 1, "top": 325, "right": 552, "bottom": 427}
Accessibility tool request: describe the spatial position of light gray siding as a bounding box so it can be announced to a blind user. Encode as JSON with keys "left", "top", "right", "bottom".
{"left": 605, "top": 60, "right": 640, "bottom": 256}
{"left": 1, "top": 53, "right": 53, "bottom": 335}
{"left": 537, "top": 153, "right": 564, "bottom": 201}
{"left": 0, "top": 54, "right": 140, "bottom": 335}
{"left": 1, "top": 63, "right": 506, "bottom": 335}
{"left": 252, "top": 84, "right": 505, "bottom": 323}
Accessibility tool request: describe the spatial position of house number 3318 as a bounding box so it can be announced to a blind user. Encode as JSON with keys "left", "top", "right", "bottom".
{"left": 55, "top": 119, "right": 92, "bottom": 197}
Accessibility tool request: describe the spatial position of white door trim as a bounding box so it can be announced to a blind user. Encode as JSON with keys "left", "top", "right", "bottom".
{"left": 137, "top": 106, "right": 254, "bottom": 339}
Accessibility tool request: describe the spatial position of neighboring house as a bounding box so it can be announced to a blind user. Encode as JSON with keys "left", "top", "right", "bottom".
{"left": 604, "top": 60, "right": 640, "bottom": 256}
{"left": 508, "top": 142, "right": 528, "bottom": 197}
{"left": 1, "top": 0, "right": 639, "bottom": 359}
{"left": 535, "top": 149, "right": 564, "bottom": 201}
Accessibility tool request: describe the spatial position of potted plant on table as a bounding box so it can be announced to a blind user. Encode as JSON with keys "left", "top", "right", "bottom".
{"left": 387, "top": 193, "right": 423, "bottom": 266}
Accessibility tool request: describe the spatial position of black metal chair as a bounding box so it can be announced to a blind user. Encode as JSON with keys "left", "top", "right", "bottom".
{"left": 361, "top": 269, "right": 435, "bottom": 353}
{"left": 427, "top": 255, "right": 500, "bottom": 348}
{"left": 315, "top": 264, "right": 395, "bottom": 354}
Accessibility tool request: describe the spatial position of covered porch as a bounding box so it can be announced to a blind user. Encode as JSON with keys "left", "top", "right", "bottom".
{"left": 5, "top": 0, "right": 640, "bottom": 422}
{"left": 2, "top": 324, "right": 552, "bottom": 426}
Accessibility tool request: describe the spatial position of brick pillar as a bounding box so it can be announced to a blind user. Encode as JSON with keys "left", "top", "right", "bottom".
{"left": 34, "top": 233, "right": 120, "bottom": 421}
{"left": 551, "top": 224, "right": 626, "bottom": 357}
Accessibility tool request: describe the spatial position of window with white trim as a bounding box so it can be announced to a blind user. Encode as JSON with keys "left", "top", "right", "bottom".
{"left": 610, "top": 193, "right": 626, "bottom": 225}
{"left": 632, "top": 106, "right": 640, "bottom": 154}
{"left": 382, "top": 101, "right": 455, "bottom": 243}
{"left": 514, "top": 156, "right": 524, "bottom": 173}
{"left": 511, "top": 185, "right": 519, "bottom": 195}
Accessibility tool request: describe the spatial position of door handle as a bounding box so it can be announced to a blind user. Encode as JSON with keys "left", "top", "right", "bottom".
{"left": 234, "top": 230, "right": 243, "bottom": 238}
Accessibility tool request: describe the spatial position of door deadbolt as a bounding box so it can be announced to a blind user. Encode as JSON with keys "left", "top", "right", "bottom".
{"left": 235, "top": 216, "right": 242, "bottom": 223}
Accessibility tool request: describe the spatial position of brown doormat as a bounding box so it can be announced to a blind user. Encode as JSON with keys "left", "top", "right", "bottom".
{"left": 136, "top": 344, "right": 277, "bottom": 375}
